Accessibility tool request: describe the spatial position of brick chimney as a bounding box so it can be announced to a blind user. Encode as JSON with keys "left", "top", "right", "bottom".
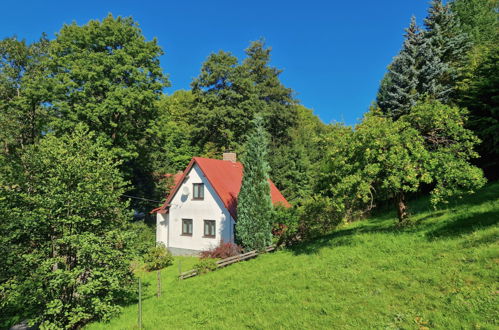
{"left": 223, "top": 152, "right": 237, "bottom": 162}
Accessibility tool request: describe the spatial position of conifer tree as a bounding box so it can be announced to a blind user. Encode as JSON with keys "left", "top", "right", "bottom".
{"left": 377, "top": 17, "right": 422, "bottom": 119}
{"left": 236, "top": 116, "right": 273, "bottom": 251}
{"left": 419, "top": 0, "right": 470, "bottom": 102}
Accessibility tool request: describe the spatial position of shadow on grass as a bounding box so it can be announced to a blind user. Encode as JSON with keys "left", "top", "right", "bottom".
{"left": 290, "top": 183, "right": 499, "bottom": 255}
{"left": 289, "top": 218, "right": 405, "bottom": 255}
{"left": 426, "top": 209, "right": 499, "bottom": 239}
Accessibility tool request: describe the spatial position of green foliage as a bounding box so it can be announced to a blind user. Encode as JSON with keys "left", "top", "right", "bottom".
{"left": 403, "top": 100, "right": 486, "bottom": 205}
{"left": 194, "top": 258, "right": 218, "bottom": 275}
{"left": 269, "top": 105, "right": 329, "bottom": 203}
{"left": 45, "top": 14, "right": 169, "bottom": 211}
{"left": 272, "top": 205, "right": 300, "bottom": 246}
{"left": 190, "top": 40, "right": 297, "bottom": 154}
{"left": 458, "top": 44, "right": 499, "bottom": 178}
{"left": 319, "top": 102, "right": 485, "bottom": 222}
{"left": 144, "top": 244, "right": 173, "bottom": 271}
{"left": 419, "top": 0, "right": 471, "bottom": 102}
{"left": 88, "top": 183, "right": 499, "bottom": 329}
{"left": 377, "top": 17, "right": 423, "bottom": 118}
{"left": 125, "top": 221, "right": 156, "bottom": 259}
{"left": 236, "top": 116, "right": 273, "bottom": 251}
{"left": 451, "top": 0, "right": 499, "bottom": 47}
{"left": 0, "top": 35, "right": 51, "bottom": 155}
{"left": 298, "top": 195, "right": 344, "bottom": 240}
{"left": 0, "top": 126, "right": 135, "bottom": 329}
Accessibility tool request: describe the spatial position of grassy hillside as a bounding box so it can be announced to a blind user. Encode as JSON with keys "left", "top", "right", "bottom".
{"left": 88, "top": 183, "right": 499, "bottom": 329}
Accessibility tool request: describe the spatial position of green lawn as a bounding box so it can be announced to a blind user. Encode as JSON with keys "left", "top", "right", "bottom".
{"left": 88, "top": 183, "right": 499, "bottom": 329}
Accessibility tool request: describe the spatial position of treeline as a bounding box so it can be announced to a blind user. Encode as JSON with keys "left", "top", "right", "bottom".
{"left": 0, "top": 0, "right": 497, "bottom": 328}
{"left": 274, "top": 0, "right": 497, "bottom": 241}
{"left": 0, "top": 13, "right": 326, "bottom": 328}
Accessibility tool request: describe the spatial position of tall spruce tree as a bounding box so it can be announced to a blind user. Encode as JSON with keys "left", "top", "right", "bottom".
{"left": 377, "top": 17, "right": 422, "bottom": 119}
{"left": 236, "top": 116, "right": 273, "bottom": 251}
{"left": 419, "top": 0, "right": 470, "bottom": 102}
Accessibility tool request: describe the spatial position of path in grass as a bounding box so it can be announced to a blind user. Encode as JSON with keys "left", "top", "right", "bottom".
{"left": 88, "top": 183, "right": 499, "bottom": 329}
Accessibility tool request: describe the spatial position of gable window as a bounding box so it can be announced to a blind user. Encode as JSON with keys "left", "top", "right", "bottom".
{"left": 193, "top": 183, "right": 204, "bottom": 200}
{"left": 182, "top": 219, "right": 193, "bottom": 236}
{"left": 204, "top": 220, "right": 216, "bottom": 238}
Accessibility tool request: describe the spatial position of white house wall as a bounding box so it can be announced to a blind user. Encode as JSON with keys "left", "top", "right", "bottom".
{"left": 156, "top": 163, "right": 234, "bottom": 255}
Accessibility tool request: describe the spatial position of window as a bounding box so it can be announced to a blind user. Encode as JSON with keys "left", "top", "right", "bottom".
{"left": 182, "top": 219, "right": 193, "bottom": 236}
{"left": 193, "top": 183, "right": 204, "bottom": 200}
{"left": 204, "top": 220, "right": 216, "bottom": 238}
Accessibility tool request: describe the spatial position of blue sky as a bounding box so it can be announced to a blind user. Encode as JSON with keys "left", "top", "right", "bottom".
{"left": 1, "top": 0, "right": 430, "bottom": 125}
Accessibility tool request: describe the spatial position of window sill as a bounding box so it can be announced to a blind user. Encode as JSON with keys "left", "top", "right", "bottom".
{"left": 181, "top": 234, "right": 193, "bottom": 237}
{"left": 203, "top": 235, "right": 216, "bottom": 239}
{"left": 192, "top": 198, "right": 204, "bottom": 201}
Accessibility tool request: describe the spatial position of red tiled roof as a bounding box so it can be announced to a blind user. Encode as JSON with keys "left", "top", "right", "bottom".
{"left": 152, "top": 157, "right": 290, "bottom": 219}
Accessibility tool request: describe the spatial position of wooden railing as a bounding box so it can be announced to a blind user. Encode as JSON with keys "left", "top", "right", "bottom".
{"left": 178, "top": 245, "right": 275, "bottom": 280}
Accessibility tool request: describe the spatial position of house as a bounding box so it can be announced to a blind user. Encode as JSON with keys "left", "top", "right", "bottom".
{"left": 152, "top": 153, "right": 290, "bottom": 256}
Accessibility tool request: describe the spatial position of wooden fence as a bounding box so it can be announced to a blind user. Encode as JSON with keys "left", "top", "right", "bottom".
{"left": 178, "top": 245, "right": 275, "bottom": 280}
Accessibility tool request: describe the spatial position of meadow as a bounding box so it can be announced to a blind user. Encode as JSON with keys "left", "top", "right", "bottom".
{"left": 88, "top": 183, "right": 499, "bottom": 329}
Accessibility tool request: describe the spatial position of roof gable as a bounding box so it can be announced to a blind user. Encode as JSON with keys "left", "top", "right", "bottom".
{"left": 152, "top": 157, "right": 291, "bottom": 218}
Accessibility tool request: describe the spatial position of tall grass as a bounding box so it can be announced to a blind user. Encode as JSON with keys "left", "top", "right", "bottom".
{"left": 88, "top": 183, "right": 499, "bottom": 329}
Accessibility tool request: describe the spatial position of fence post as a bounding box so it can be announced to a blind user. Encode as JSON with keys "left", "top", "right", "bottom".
{"left": 138, "top": 277, "right": 142, "bottom": 329}
{"left": 178, "top": 260, "right": 182, "bottom": 280}
{"left": 157, "top": 270, "right": 161, "bottom": 298}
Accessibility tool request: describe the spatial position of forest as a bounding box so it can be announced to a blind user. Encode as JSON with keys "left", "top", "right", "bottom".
{"left": 0, "top": 0, "right": 497, "bottom": 328}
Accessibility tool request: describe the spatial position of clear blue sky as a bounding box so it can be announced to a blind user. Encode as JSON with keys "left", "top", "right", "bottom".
{"left": 1, "top": 0, "right": 431, "bottom": 125}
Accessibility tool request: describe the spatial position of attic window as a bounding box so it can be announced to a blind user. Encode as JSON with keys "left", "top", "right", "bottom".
{"left": 193, "top": 183, "right": 204, "bottom": 200}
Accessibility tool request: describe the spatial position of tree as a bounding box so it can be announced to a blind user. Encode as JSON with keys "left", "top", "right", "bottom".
{"left": 0, "top": 126, "right": 135, "bottom": 328}
{"left": 190, "top": 40, "right": 297, "bottom": 154}
{"left": 46, "top": 14, "right": 169, "bottom": 209}
{"left": 318, "top": 102, "right": 485, "bottom": 223}
{"left": 377, "top": 17, "right": 423, "bottom": 118}
{"left": 236, "top": 116, "right": 273, "bottom": 250}
{"left": 450, "top": 0, "right": 499, "bottom": 48}
{"left": 460, "top": 44, "right": 499, "bottom": 178}
{"left": 403, "top": 100, "right": 486, "bottom": 205}
{"left": 419, "top": 0, "right": 471, "bottom": 102}
{"left": 269, "top": 105, "right": 329, "bottom": 203}
{"left": 241, "top": 40, "right": 297, "bottom": 145}
{"left": 0, "top": 35, "right": 51, "bottom": 155}
{"left": 190, "top": 50, "right": 251, "bottom": 152}
{"left": 451, "top": 0, "right": 499, "bottom": 178}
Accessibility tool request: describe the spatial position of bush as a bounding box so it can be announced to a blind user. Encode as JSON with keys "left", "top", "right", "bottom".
{"left": 144, "top": 243, "right": 173, "bottom": 271}
{"left": 199, "top": 241, "right": 242, "bottom": 259}
{"left": 272, "top": 205, "right": 300, "bottom": 246}
{"left": 125, "top": 221, "right": 156, "bottom": 258}
{"left": 298, "top": 196, "right": 343, "bottom": 240}
{"left": 194, "top": 258, "right": 218, "bottom": 275}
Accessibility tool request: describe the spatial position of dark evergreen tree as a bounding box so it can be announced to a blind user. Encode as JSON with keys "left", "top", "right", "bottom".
{"left": 236, "top": 116, "right": 273, "bottom": 251}
{"left": 241, "top": 40, "right": 297, "bottom": 145}
{"left": 419, "top": 0, "right": 471, "bottom": 102}
{"left": 460, "top": 45, "right": 499, "bottom": 179}
{"left": 377, "top": 17, "right": 422, "bottom": 119}
{"left": 190, "top": 40, "right": 297, "bottom": 154}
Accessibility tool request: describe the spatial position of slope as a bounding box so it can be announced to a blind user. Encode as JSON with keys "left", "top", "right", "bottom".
{"left": 88, "top": 183, "right": 499, "bottom": 329}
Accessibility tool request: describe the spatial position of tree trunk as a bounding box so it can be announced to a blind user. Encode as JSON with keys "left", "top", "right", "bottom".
{"left": 396, "top": 192, "right": 408, "bottom": 223}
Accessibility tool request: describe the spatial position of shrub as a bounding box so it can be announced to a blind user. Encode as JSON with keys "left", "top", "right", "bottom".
{"left": 272, "top": 205, "right": 300, "bottom": 246}
{"left": 125, "top": 221, "right": 156, "bottom": 259}
{"left": 144, "top": 243, "right": 173, "bottom": 271}
{"left": 298, "top": 196, "right": 343, "bottom": 240}
{"left": 199, "top": 241, "right": 243, "bottom": 259}
{"left": 194, "top": 258, "right": 218, "bottom": 275}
